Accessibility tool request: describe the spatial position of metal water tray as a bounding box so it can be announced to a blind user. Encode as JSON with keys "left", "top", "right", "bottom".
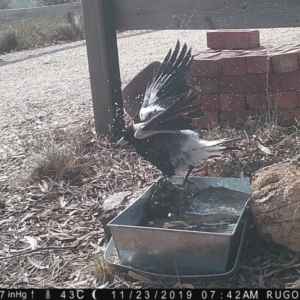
{"left": 107, "top": 177, "right": 250, "bottom": 276}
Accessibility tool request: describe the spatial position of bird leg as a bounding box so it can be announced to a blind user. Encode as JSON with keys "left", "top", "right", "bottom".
{"left": 182, "top": 165, "right": 195, "bottom": 186}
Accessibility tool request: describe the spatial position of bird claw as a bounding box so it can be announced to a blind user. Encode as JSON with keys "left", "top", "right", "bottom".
{"left": 158, "top": 175, "right": 171, "bottom": 183}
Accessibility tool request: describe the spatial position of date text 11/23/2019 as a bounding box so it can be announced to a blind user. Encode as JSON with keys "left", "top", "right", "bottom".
{"left": 110, "top": 289, "right": 300, "bottom": 300}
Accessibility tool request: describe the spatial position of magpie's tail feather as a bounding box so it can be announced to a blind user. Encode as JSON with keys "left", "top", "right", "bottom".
{"left": 187, "top": 136, "right": 242, "bottom": 167}
{"left": 200, "top": 136, "right": 242, "bottom": 147}
{"left": 221, "top": 145, "right": 242, "bottom": 152}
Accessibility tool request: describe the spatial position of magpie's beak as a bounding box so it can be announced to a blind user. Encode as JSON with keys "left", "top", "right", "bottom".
{"left": 115, "top": 137, "right": 129, "bottom": 148}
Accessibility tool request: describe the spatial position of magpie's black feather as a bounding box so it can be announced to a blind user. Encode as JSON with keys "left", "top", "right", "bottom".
{"left": 141, "top": 41, "right": 193, "bottom": 121}
{"left": 122, "top": 126, "right": 176, "bottom": 177}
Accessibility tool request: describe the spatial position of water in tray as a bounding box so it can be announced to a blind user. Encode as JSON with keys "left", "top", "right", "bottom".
{"left": 143, "top": 185, "right": 249, "bottom": 234}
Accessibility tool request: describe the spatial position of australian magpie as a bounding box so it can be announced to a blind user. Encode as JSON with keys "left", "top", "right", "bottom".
{"left": 116, "top": 41, "right": 241, "bottom": 185}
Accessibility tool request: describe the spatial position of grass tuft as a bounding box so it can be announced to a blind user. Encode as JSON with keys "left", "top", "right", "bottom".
{"left": 0, "top": 0, "right": 10, "bottom": 10}
{"left": 27, "top": 127, "right": 90, "bottom": 183}
{"left": 92, "top": 255, "right": 115, "bottom": 284}
{"left": 0, "top": 30, "right": 19, "bottom": 53}
{"left": 51, "top": 23, "right": 78, "bottom": 42}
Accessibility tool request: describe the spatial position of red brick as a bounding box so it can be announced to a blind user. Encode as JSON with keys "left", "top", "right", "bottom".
{"left": 188, "top": 58, "right": 222, "bottom": 77}
{"left": 193, "top": 112, "right": 219, "bottom": 128}
{"left": 197, "top": 94, "right": 220, "bottom": 112}
{"left": 271, "top": 71, "right": 300, "bottom": 91}
{"left": 207, "top": 30, "right": 260, "bottom": 50}
{"left": 246, "top": 93, "right": 273, "bottom": 110}
{"left": 246, "top": 55, "right": 271, "bottom": 74}
{"left": 272, "top": 91, "right": 298, "bottom": 109}
{"left": 220, "top": 111, "right": 255, "bottom": 125}
{"left": 221, "top": 74, "right": 269, "bottom": 93}
{"left": 271, "top": 52, "right": 299, "bottom": 73}
{"left": 220, "top": 94, "right": 246, "bottom": 111}
{"left": 221, "top": 56, "right": 247, "bottom": 75}
{"left": 278, "top": 109, "right": 300, "bottom": 126}
{"left": 189, "top": 77, "right": 220, "bottom": 94}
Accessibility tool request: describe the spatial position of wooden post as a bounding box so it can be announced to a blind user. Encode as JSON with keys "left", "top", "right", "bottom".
{"left": 81, "top": 0, "right": 124, "bottom": 137}
{"left": 66, "top": 0, "right": 76, "bottom": 31}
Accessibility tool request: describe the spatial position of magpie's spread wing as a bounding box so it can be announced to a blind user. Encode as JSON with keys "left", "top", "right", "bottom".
{"left": 134, "top": 90, "right": 203, "bottom": 139}
{"left": 139, "top": 41, "right": 193, "bottom": 122}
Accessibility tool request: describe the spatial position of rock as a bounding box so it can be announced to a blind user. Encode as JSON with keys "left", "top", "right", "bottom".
{"left": 99, "top": 190, "right": 144, "bottom": 240}
{"left": 250, "top": 156, "right": 300, "bottom": 251}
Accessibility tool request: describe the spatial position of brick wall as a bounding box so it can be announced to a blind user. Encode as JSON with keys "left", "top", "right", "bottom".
{"left": 189, "top": 30, "right": 300, "bottom": 128}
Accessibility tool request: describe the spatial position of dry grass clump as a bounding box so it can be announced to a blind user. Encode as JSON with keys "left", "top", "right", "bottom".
{"left": 51, "top": 23, "right": 82, "bottom": 42}
{"left": 27, "top": 127, "right": 90, "bottom": 183}
{"left": 244, "top": 109, "right": 300, "bottom": 158}
{"left": 92, "top": 255, "right": 115, "bottom": 284}
{"left": 0, "top": 0, "right": 10, "bottom": 10}
{"left": 0, "top": 30, "right": 18, "bottom": 53}
{"left": 192, "top": 111, "right": 300, "bottom": 179}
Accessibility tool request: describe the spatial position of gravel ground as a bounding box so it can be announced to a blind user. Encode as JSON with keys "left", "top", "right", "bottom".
{"left": 1, "top": 28, "right": 300, "bottom": 288}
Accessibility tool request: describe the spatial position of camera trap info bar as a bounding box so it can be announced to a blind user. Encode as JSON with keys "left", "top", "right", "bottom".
{"left": 0, "top": 289, "right": 297, "bottom": 300}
